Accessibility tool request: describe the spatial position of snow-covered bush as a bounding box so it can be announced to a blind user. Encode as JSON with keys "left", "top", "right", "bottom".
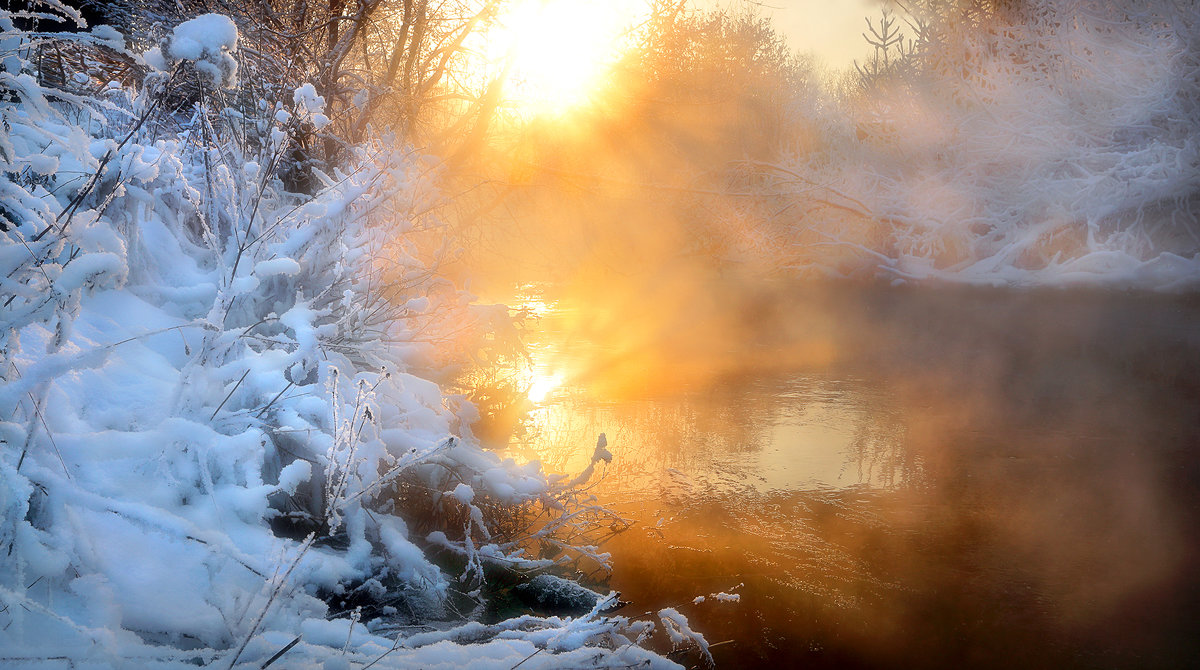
{"left": 0, "top": 6, "right": 691, "bottom": 668}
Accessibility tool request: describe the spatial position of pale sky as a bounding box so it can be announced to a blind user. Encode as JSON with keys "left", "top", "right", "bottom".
{"left": 699, "top": 0, "right": 884, "bottom": 70}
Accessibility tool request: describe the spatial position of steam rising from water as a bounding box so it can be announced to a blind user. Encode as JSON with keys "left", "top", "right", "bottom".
{"left": 452, "top": 4, "right": 1200, "bottom": 666}
{"left": 480, "top": 285, "right": 1200, "bottom": 668}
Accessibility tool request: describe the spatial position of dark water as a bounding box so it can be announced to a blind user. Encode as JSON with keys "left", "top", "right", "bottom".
{"left": 481, "top": 284, "right": 1200, "bottom": 669}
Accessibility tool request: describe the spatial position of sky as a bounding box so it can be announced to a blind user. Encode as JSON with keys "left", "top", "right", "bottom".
{"left": 700, "top": 0, "right": 884, "bottom": 69}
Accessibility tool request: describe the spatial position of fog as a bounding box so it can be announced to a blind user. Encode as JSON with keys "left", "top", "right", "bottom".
{"left": 429, "top": 0, "right": 1200, "bottom": 405}
{"left": 5, "top": 1, "right": 1198, "bottom": 667}
{"left": 451, "top": 4, "right": 1200, "bottom": 665}
{"left": 452, "top": 0, "right": 1198, "bottom": 300}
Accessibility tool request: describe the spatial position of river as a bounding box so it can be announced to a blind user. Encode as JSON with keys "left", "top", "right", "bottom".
{"left": 472, "top": 282, "right": 1200, "bottom": 669}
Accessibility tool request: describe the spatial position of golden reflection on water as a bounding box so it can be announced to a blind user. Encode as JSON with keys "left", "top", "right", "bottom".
{"left": 472, "top": 282, "right": 1200, "bottom": 669}
{"left": 506, "top": 377, "right": 910, "bottom": 496}
{"left": 494, "top": 283, "right": 911, "bottom": 493}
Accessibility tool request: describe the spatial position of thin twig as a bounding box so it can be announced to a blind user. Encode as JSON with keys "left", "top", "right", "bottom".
{"left": 210, "top": 369, "right": 251, "bottom": 422}
{"left": 510, "top": 646, "right": 544, "bottom": 669}
{"left": 226, "top": 533, "right": 314, "bottom": 670}
{"left": 359, "top": 636, "right": 403, "bottom": 670}
{"left": 31, "top": 393, "right": 70, "bottom": 479}
{"left": 255, "top": 381, "right": 295, "bottom": 419}
{"left": 259, "top": 635, "right": 301, "bottom": 669}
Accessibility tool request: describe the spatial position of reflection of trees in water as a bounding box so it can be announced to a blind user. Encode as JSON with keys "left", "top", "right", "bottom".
{"left": 845, "top": 407, "right": 922, "bottom": 490}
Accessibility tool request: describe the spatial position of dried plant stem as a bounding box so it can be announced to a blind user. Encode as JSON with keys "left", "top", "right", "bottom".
{"left": 226, "top": 533, "right": 314, "bottom": 670}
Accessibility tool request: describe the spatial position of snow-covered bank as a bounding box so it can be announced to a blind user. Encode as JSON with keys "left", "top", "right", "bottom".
{"left": 0, "top": 8, "right": 693, "bottom": 668}
{"left": 717, "top": 0, "right": 1200, "bottom": 289}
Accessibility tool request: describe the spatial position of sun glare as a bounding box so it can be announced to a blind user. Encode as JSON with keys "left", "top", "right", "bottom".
{"left": 528, "top": 371, "right": 565, "bottom": 403}
{"left": 488, "top": 0, "right": 647, "bottom": 116}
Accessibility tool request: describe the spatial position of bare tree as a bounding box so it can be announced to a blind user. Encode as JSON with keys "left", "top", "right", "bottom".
{"left": 86, "top": 0, "right": 511, "bottom": 166}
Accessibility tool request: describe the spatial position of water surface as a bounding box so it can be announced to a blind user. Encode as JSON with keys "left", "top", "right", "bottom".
{"left": 478, "top": 284, "right": 1200, "bottom": 669}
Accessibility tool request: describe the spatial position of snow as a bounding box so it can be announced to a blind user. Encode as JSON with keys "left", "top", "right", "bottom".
{"left": 25, "top": 152, "right": 57, "bottom": 174}
{"left": 141, "top": 46, "right": 168, "bottom": 71}
{"left": 451, "top": 482, "right": 476, "bottom": 504}
{"left": 593, "top": 432, "right": 613, "bottom": 463}
{"left": 54, "top": 252, "right": 129, "bottom": 293}
{"left": 517, "top": 575, "right": 604, "bottom": 613}
{"left": 658, "top": 608, "right": 713, "bottom": 666}
{"left": 693, "top": 588, "right": 742, "bottom": 605}
{"left": 167, "top": 14, "right": 237, "bottom": 61}
{"left": 743, "top": 2, "right": 1200, "bottom": 288}
{"left": 166, "top": 14, "right": 239, "bottom": 86}
{"left": 91, "top": 25, "right": 123, "bottom": 46}
{"left": 254, "top": 257, "right": 302, "bottom": 277}
{"left": 293, "top": 83, "right": 326, "bottom": 114}
{"left": 0, "top": 9, "right": 683, "bottom": 669}
{"left": 278, "top": 459, "right": 313, "bottom": 495}
{"left": 291, "top": 84, "right": 330, "bottom": 129}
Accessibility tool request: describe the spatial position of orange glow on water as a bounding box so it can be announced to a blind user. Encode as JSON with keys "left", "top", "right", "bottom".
{"left": 472, "top": 285, "right": 1200, "bottom": 668}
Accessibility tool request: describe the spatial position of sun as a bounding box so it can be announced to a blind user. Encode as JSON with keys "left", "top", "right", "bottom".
{"left": 486, "top": 0, "right": 648, "bottom": 116}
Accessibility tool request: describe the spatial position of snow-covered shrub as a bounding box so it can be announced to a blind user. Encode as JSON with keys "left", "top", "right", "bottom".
{"left": 0, "top": 7, "right": 681, "bottom": 668}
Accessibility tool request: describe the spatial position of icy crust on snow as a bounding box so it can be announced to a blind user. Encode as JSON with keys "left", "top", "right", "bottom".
{"left": 0, "top": 11, "right": 684, "bottom": 669}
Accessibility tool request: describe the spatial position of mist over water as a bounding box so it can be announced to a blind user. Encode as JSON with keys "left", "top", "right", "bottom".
{"left": 450, "top": 2, "right": 1200, "bottom": 666}
{"left": 469, "top": 280, "right": 1200, "bottom": 668}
